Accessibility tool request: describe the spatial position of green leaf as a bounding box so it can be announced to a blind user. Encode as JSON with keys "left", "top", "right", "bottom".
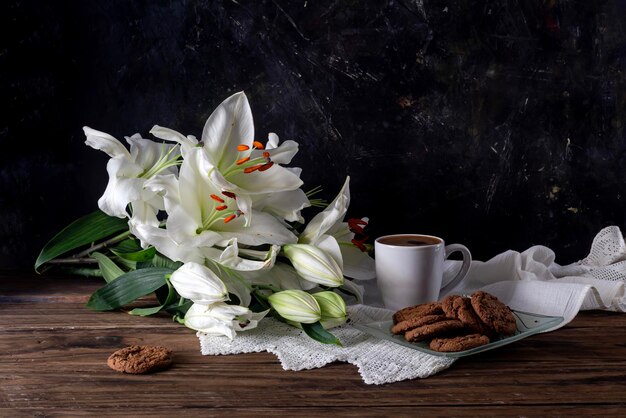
{"left": 86, "top": 267, "right": 173, "bottom": 311}
{"left": 91, "top": 252, "right": 125, "bottom": 283}
{"left": 115, "top": 257, "right": 137, "bottom": 270}
{"left": 57, "top": 267, "right": 103, "bottom": 277}
{"left": 111, "top": 246, "right": 156, "bottom": 262}
{"left": 152, "top": 253, "right": 183, "bottom": 270}
{"left": 35, "top": 210, "right": 129, "bottom": 272}
{"left": 112, "top": 239, "right": 143, "bottom": 253}
{"left": 129, "top": 278, "right": 177, "bottom": 317}
{"left": 164, "top": 300, "right": 193, "bottom": 317}
{"left": 129, "top": 305, "right": 165, "bottom": 317}
{"left": 301, "top": 322, "right": 343, "bottom": 346}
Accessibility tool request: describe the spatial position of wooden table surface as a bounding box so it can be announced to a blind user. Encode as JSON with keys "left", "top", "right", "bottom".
{"left": 1, "top": 273, "right": 626, "bottom": 417}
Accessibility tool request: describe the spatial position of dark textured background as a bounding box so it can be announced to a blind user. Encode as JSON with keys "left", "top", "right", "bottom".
{"left": 1, "top": 0, "right": 625, "bottom": 269}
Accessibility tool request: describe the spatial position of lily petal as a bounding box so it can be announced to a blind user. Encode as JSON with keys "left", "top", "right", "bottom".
{"left": 204, "top": 239, "right": 279, "bottom": 272}
{"left": 184, "top": 302, "right": 267, "bottom": 339}
{"left": 340, "top": 243, "right": 376, "bottom": 280}
{"left": 83, "top": 126, "right": 131, "bottom": 159}
{"left": 216, "top": 210, "right": 298, "bottom": 246}
{"left": 227, "top": 164, "right": 303, "bottom": 195}
{"left": 205, "top": 260, "right": 253, "bottom": 307}
{"left": 299, "top": 176, "right": 350, "bottom": 244}
{"left": 253, "top": 188, "right": 310, "bottom": 223}
{"left": 258, "top": 134, "right": 299, "bottom": 164}
{"left": 150, "top": 125, "right": 198, "bottom": 158}
{"left": 246, "top": 262, "right": 317, "bottom": 291}
{"left": 202, "top": 92, "right": 254, "bottom": 170}
{"left": 98, "top": 158, "right": 144, "bottom": 218}
{"left": 130, "top": 223, "right": 206, "bottom": 263}
{"left": 126, "top": 134, "right": 179, "bottom": 174}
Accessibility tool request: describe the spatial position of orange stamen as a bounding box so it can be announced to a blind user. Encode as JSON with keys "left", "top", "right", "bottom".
{"left": 244, "top": 165, "right": 263, "bottom": 173}
{"left": 348, "top": 218, "right": 368, "bottom": 235}
{"left": 216, "top": 205, "right": 228, "bottom": 211}
{"left": 222, "top": 191, "right": 237, "bottom": 199}
{"left": 236, "top": 156, "right": 250, "bottom": 165}
{"left": 210, "top": 194, "right": 225, "bottom": 203}
{"left": 352, "top": 238, "right": 367, "bottom": 252}
{"left": 224, "top": 214, "right": 237, "bottom": 223}
{"left": 237, "top": 144, "right": 250, "bottom": 152}
{"left": 253, "top": 141, "right": 264, "bottom": 149}
{"left": 258, "top": 162, "right": 274, "bottom": 172}
{"left": 350, "top": 225, "right": 366, "bottom": 235}
{"left": 262, "top": 151, "right": 270, "bottom": 159}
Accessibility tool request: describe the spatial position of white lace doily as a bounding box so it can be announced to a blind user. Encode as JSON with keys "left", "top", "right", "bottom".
{"left": 199, "top": 304, "right": 455, "bottom": 385}
{"left": 198, "top": 226, "right": 626, "bottom": 384}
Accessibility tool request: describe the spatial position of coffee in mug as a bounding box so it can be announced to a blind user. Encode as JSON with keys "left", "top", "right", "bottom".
{"left": 375, "top": 234, "right": 472, "bottom": 311}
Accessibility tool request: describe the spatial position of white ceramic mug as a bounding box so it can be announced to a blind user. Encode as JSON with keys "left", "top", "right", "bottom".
{"left": 375, "top": 234, "right": 472, "bottom": 311}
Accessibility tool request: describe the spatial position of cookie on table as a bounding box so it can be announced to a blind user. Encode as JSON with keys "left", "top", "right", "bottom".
{"left": 404, "top": 319, "right": 465, "bottom": 342}
{"left": 441, "top": 294, "right": 493, "bottom": 336}
{"left": 392, "top": 302, "right": 443, "bottom": 324}
{"left": 429, "top": 334, "right": 491, "bottom": 352}
{"left": 107, "top": 345, "right": 173, "bottom": 374}
{"left": 470, "top": 291, "right": 517, "bottom": 336}
{"left": 391, "top": 314, "right": 448, "bottom": 335}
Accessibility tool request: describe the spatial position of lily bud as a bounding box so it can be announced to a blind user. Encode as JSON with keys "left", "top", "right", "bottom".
{"left": 283, "top": 244, "right": 344, "bottom": 287}
{"left": 268, "top": 289, "right": 321, "bottom": 324}
{"left": 313, "top": 291, "right": 348, "bottom": 329}
{"left": 170, "top": 262, "right": 229, "bottom": 304}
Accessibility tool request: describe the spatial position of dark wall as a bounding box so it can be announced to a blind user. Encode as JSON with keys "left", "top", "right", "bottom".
{"left": 2, "top": 0, "right": 626, "bottom": 269}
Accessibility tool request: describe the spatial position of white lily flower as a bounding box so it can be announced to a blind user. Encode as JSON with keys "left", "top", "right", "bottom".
{"left": 283, "top": 244, "right": 344, "bottom": 287}
{"left": 149, "top": 145, "right": 297, "bottom": 248}
{"left": 170, "top": 262, "right": 229, "bottom": 305}
{"left": 132, "top": 147, "right": 297, "bottom": 265}
{"left": 268, "top": 290, "right": 321, "bottom": 324}
{"left": 184, "top": 302, "right": 268, "bottom": 339}
{"left": 312, "top": 291, "right": 348, "bottom": 329}
{"left": 150, "top": 92, "right": 307, "bottom": 226}
{"left": 299, "top": 177, "right": 376, "bottom": 280}
{"left": 83, "top": 127, "right": 180, "bottom": 228}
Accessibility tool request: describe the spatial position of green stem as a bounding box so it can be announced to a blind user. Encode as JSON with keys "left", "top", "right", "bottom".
{"left": 72, "top": 230, "right": 131, "bottom": 259}
{"left": 253, "top": 289, "right": 270, "bottom": 301}
{"left": 46, "top": 257, "right": 98, "bottom": 264}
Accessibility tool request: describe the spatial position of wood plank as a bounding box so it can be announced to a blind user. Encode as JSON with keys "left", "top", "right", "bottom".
{"left": 2, "top": 274, "right": 626, "bottom": 414}
{"left": 1, "top": 405, "right": 625, "bottom": 418}
{"left": 1, "top": 328, "right": 625, "bottom": 408}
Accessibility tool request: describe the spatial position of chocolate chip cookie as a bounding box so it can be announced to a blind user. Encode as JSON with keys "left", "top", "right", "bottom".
{"left": 392, "top": 302, "right": 443, "bottom": 324}
{"left": 429, "top": 334, "right": 491, "bottom": 352}
{"left": 404, "top": 319, "right": 465, "bottom": 342}
{"left": 470, "top": 291, "right": 517, "bottom": 336}
{"left": 441, "top": 294, "right": 493, "bottom": 336}
{"left": 391, "top": 314, "right": 448, "bottom": 335}
{"left": 107, "top": 345, "right": 173, "bottom": 374}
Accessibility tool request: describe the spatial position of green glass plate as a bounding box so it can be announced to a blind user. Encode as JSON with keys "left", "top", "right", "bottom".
{"left": 353, "top": 310, "right": 564, "bottom": 358}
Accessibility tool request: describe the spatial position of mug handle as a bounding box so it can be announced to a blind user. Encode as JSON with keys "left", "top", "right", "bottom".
{"left": 440, "top": 244, "right": 472, "bottom": 295}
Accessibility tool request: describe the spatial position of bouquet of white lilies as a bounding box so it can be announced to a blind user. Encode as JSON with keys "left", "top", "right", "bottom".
{"left": 36, "top": 92, "right": 375, "bottom": 345}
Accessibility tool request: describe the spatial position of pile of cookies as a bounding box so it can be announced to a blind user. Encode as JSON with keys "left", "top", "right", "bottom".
{"left": 391, "top": 291, "right": 517, "bottom": 352}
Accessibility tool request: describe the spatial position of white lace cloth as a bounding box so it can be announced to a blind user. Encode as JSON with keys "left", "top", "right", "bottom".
{"left": 199, "top": 226, "right": 626, "bottom": 384}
